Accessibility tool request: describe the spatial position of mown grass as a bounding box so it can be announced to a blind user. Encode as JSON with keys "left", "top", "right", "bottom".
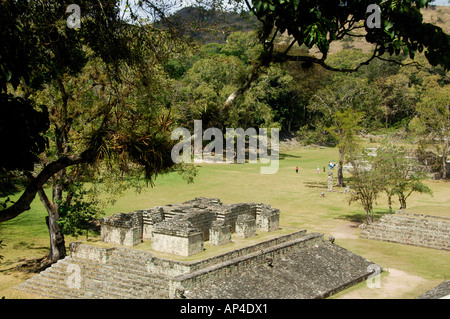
{"left": 1, "top": 144, "right": 449, "bottom": 298}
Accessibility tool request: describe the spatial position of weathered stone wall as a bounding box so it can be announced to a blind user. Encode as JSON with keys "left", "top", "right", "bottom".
{"left": 100, "top": 212, "right": 143, "bottom": 246}
{"left": 142, "top": 207, "right": 165, "bottom": 240}
{"left": 360, "top": 211, "right": 450, "bottom": 250}
{"left": 235, "top": 214, "right": 256, "bottom": 238}
{"left": 209, "top": 221, "right": 232, "bottom": 246}
{"left": 217, "top": 203, "right": 256, "bottom": 232}
{"left": 258, "top": 206, "right": 280, "bottom": 232}
{"left": 171, "top": 233, "right": 327, "bottom": 297}
{"left": 151, "top": 218, "right": 204, "bottom": 256}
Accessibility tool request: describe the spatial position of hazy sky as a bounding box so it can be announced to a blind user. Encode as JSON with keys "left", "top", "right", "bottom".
{"left": 431, "top": 0, "right": 450, "bottom": 5}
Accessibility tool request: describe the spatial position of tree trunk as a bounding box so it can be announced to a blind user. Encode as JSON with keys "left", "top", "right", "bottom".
{"left": 442, "top": 152, "right": 448, "bottom": 180}
{"left": 0, "top": 150, "right": 94, "bottom": 222}
{"left": 365, "top": 208, "right": 374, "bottom": 224}
{"left": 45, "top": 211, "right": 66, "bottom": 262}
{"left": 386, "top": 191, "right": 393, "bottom": 213}
{"left": 399, "top": 195, "right": 407, "bottom": 210}
{"left": 38, "top": 188, "right": 66, "bottom": 262}
{"left": 338, "top": 147, "right": 344, "bottom": 187}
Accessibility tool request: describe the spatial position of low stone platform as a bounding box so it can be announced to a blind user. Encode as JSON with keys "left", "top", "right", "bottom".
{"left": 360, "top": 211, "right": 450, "bottom": 250}
{"left": 15, "top": 230, "right": 377, "bottom": 299}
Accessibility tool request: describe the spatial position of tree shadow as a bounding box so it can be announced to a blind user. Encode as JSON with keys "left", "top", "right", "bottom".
{"left": 279, "top": 153, "right": 302, "bottom": 160}
{"left": 335, "top": 209, "right": 395, "bottom": 224}
{"left": 12, "top": 241, "right": 48, "bottom": 251}
{"left": 303, "top": 181, "right": 327, "bottom": 189}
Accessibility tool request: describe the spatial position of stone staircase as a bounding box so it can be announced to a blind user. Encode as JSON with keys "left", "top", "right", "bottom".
{"left": 16, "top": 249, "right": 171, "bottom": 299}
{"left": 360, "top": 212, "right": 450, "bottom": 250}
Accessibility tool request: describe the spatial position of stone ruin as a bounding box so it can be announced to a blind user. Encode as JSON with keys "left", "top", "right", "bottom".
{"left": 16, "top": 197, "right": 380, "bottom": 299}
{"left": 100, "top": 197, "right": 280, "bottom": 256}
{"left": 360, "top": 211, "right": 450, "bottom": 251}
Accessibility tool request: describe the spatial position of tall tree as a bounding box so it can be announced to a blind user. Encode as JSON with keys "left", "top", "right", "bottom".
{"left": 0, "top": 0, "right": 192, "bottom": 262}
{"left": 347, "top": 149, "right": 384, "bottom": 224}
{"left": 375, "top": 142, "right": 433, "bottom": 209}
{"left": 308, "top": 75, "right": 380, "bottom": 186}
{"left": 410, "top": 85, "right": 450, "bottom": 179}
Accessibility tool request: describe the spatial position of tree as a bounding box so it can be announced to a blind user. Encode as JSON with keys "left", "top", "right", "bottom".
{"left": 374, "top": 73, "right": 417, "bottom": 129}
{"left": 0, "top": 0, "right": 193, "bottom": 262}
{"left": 376, "top": 143, "right": 433, "bottom": 209}
{"left": 308, "top": 75, "right": 381, "bottom": 186}
{"left": 347, "top": 149, "right": 384, "bottom": 223}
{"left": 411, "top": 86, "right": 450, "bottom": 179}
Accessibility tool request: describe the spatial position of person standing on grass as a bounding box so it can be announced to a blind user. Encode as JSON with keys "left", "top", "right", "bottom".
{"left": 296, "top": 166, "right": 299, "bottom": 174}
{"left": 317, "top": 166, "right": 320, "bottom": 174}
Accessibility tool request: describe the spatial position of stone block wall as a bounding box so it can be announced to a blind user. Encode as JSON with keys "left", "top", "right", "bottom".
{"left": 209, "top": 221, "right": 232, "bottom": 246}
{"left": 256, "top": 204, "right": 280, "bottom": 232}
{"left": 142, "top": 207, "right": 165, "bottom": 240}
{"left": 216, "top": 203, "right": 256, "bottom": 232}
{"left": 360, "top": 211, "right": 450, "bottom": 250}
{"left": 151, "top": 218, "right": 204, "bottom": 256}
{"left": 100, "top": 212, "right": 143, "bottom": 246}
{"left": 235, "top": 214, "right": 256, "bottom": 238}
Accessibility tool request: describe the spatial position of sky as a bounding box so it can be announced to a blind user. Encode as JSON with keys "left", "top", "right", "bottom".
{"left": 431, "top": 0, "right": 450, "bottom": 5}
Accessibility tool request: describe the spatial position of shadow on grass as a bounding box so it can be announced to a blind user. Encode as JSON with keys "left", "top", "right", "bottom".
{"left": 303, "top": 181, "right": 327, "bottom": 189}
{"left": 279, "top": 153, "right": 302, "bottom": 160}
{"left": 12, "top": 241, "right": 48, "bottom": 251}
{"left": 336, "top": 209, "right": 395, "bottom": 224}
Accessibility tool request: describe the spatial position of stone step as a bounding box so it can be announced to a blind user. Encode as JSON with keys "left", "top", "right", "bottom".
{"left": 17, "top": 254, "right": 171, "bottom": 299}
{"left": 61, "top": 257, "right": 170, "bottom": 297}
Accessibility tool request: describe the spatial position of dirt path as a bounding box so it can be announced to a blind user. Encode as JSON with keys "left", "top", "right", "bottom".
{"left": 336, "top": 268, "right": 432, "bottom": 299}
{"left": 328, "top": 220, "right": 439, "bottom": 299}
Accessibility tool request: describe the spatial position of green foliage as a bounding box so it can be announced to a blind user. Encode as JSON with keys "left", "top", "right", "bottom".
{"left": 347, "top": 149, "right": 385, "bottom": 223}
{"left": 248, "top": 0, "right": 450, "bottom": 70}
{"left": 410, "top": 85, "right": 450, "bottom": 178}
{"left": 0, "top": 94, "right": 49, "bottom": 171}
{"left": 57, "top": 182, "right": 104, "bottom": 239}
{"left": 309, "top": 75, "right": 384, "bottom": 131}
{"left": 375, "top": 142, "right": 433, "bottom": 209}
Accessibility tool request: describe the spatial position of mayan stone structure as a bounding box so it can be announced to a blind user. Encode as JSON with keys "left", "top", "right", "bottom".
{"left": 151, "top": 218, "right": 204, "bottom": 256}
{"left": 360, "top": 211, "right": 450, "bottom": 251}
{"left": 16, "top": 230, "right": 377, "bottom": 299}
{"left": 100, "top": 212, "right": 143, "bottom": 246}
{"left": 209, "top": 220, "right": 232, "bottom": 246}
{"left": 97, "top": 197, "right": 281, "bottom": 256}
{"left": 16, "top": 198, "right": 379, "bottom": 299}
{"left": 235, "top": 214, "right": 256, "bottom": 238}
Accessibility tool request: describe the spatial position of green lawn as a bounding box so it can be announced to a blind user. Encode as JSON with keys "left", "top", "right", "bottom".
{"left": 1, "top": 144, "right": 449, "bottom": 299}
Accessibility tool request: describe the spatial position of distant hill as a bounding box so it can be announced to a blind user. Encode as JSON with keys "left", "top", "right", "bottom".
{"left": 164, "top": 7, "right": 259, "bottom": 44}
{"left": 163, "top": 5, "right": 449, "bottom": 53}
{"left": 297, "top": 5, "right": 450, "bottom": 57}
